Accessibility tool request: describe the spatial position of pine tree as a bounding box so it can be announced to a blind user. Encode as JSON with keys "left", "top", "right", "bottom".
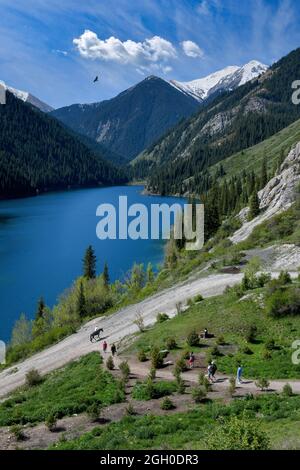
{"left": 76, "top": 281, "right": 86, "bottom": 318}
{"left": 248, "top": 192, "right": 260, "bottom": 220}
{"left": 36, "top": 297, "right": 45, "bottom": 319}
{"left": 103, "top": 262, "right": 110, "bottom": 288}
{"left": 83, "top": 245, "right": 97, "bottom": 279}
{"left": 260, "top": 157, "right": 268, "bottom": 189}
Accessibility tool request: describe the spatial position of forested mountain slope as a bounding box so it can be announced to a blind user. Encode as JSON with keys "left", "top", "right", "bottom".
{"left": 0, "top": 93, "right": 127, "bottom": 198}
{"left": 134, "top": 48, "right": 300, "bottom": 196}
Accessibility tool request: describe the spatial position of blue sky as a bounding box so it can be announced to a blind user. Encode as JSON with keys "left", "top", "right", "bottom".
{"left": 0, "top": 0, "right": 300, "bottom": 108}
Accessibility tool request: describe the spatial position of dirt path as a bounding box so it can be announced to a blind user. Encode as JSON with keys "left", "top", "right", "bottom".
{"left": 0, "top": 271, "right": 298, "bottom": 399}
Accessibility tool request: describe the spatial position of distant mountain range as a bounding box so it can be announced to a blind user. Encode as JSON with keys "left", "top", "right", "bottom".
{"left": 132, "top": 48, "right": 300, "bottom": 196}
{"left": 169, "top": 60, "right": 268, "bottom": 102}
{"left": 51, "top": 61, "right": 267, "bottom": 162}
{"left": 0, "top": 80, "right": 53, "bottom": 113}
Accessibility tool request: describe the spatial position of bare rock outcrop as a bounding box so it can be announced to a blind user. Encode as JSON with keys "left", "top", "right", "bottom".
{"left": 230, "top": 142, "right": 300, "bottom": 243}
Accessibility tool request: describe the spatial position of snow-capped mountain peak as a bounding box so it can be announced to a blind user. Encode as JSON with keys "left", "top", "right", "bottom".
{"left": 169, "top": 60, "right": 268, "bottom": 102}
{"left": 0, "top": 80, "right": 53, "bottom": 112}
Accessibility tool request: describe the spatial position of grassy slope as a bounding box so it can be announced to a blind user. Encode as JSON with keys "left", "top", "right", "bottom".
{"left": 129, "top": 285, "right": 300, "bottom": 379}
{"left": 0, "top": 353, "right": 124, "bottom": 426}
{"left": 210, "top": 117, "right": 300, "bottom": 179}
{"left": 53, "top": 394, "right": 300, "bottom": 450}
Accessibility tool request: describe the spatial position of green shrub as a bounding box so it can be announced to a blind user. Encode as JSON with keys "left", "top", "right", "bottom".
{"left": 194, "top": 294, "right": 204, "bottom": 303}
{"left": 282, "top": 383, "right": 293, "bottom": 397}
{"left": 210, "top": 345, "right": 222, "bottom": 357}
{"left": 255, "top": 378, "right": 270, "bottom": 391}
{"left": 278, "top": 271, "right": 292, "bottom": 285}
{"left": 119, "top": 361, "right": 130, "bottom": 382}
{"left": 265, "top": 338, "right": 276, "bottom": 351}
{"left": 106, "top": 356, "right": 114, "bottom": 370}
{"left": 125, "top": 403, "right": 136, "bottom": 416}
{"left": 191, "top": 386, "right": 207, "bottom": 403}
{"left": 86, "top": 403, "right": 102, "bottom": 422}
{"left": 25, "top": 368, "right": 43, "bottom": 387}
{"left": 262, "top": 349, "right": 272, "bottom": 360}
{"left": 160, "top": 397, "right": 175, "bottom": 410}
{"left": 148, "top": 367, "right": 156, "bottom": 381}
{"left": 156, "top": 313, "right": 169, "bottom": 323}
{"left": 266, "top": 287, "right": 300, "bottom": 318}
{"left": 10, "top": 425, "right": 25, "bottom": 441}
{"left": 198, "top": 372, "right": 210, "bottom": 392}
{"left": 137, "top": 349, "right": 147, "bottom": 362}
{"left": 132, "top": 380, "right": 176, "bottom": 401}
{"left": 151, "top": 347, "right": 164, "bottom": 369}
{"left": 175, "top": 356, "right": 187, "bottom": 373}
{"left": 244, "top": 324, "right": 257, "bottom": 343}
{"left": 239, "top": 344, "right": 253, "bottom": 355}
{"left": 204, "top": 414, "right": 270, "bottom": 450}
{"left": 165, "top": 337, "right": 177, "bottom": 350}
{"left": 186, "top": 330, "right": 199, "bottom": 347}
{"left": 216, "top": 335, "right": 225, "bottom": 345}
{"left": 45, "top": 412, "right": 58, "bottom": 431}
{"left": 228, "top": 377, "right": 236, "bottom": 397}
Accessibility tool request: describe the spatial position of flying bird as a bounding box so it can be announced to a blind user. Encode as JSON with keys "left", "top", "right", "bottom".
{"left": 93, "top": 76, "right": 99, "bottom": 83}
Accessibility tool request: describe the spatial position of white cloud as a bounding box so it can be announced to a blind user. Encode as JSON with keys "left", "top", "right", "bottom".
{"left": 181, "top": 40, "right": 204, "bottom": 58}
{"left": 53, "top": 49, "right": 68, "bottom": 56}
{"left": 73, "top": 30, "right": 177, "bottom": 72}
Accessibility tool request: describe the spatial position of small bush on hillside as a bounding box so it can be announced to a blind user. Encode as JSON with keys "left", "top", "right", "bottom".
{"left": 239, "top": 344, "right": 253, "bottom": 355}
{"left": 282, "top": 383, "right": 293, "bottom": 397}
{"left": 137, "top": 349, "right": 147, "bottom": 362}
{"left": 86, "top": 403, "right": 102, "bottom": 422}
{"left": 198, "top": 372, "right": 210, "bottom": 392}
{"left": 186, "top": 330, "right": 200, "bottom": 347}
{"left": 165, "top": 336, "right": 177, "bottom": 350}
{"left": 255, "top": 378, "right": 270, "bottom": 391}
{"left": 45, "top": 412, "right": 58, "bottom": 431}
{"left": 266, "top": 287, "right": 300, "bottom": 318}
{"left": 262, "top": 349, "right": 272, "bottom": 360}
{"left": 175, "top": 356, "right": 187, "bottom": 373}
{"left": 228, "top": 377, "right": 236, "bottom": 397}
{"left": 119, "top": 361, "right": 130, "bottom": 382}
{"left": 25, "top": 369, "right": 43, "bottom": 387}
{"left": 151, "top": 347, "right": 164, "bottom": 369}
{"left": 210, "top": 345, "right": 222, "bottom": 357}
{"left": 160, "top": 396, "right": 175, "bottom": 410}
{"left": 265, "top": 338, "right": 276, "bottom": 351}
{"left": 10, "top": 425, "right": 25, "bottom": 441}
{"left": 125, "top": 403, "right": 136, "bottom": 416}
{"left": 191, "top": 386, "right": 207, "bottom": 403}
{"left": 148, "top": 367, "right": 156, "bottom": 381}
{"left": 204, "top": 414, "right": 270, "bottom": 450}
{"left": 216, "top": 335, "right": 225, "bottom": 345}
{"left": 244, "top": 324, "right": 257, "bottom": 343}
{"left": 194, "top": 294, "right": 204, "bottom": 303}
{"left": 278, "top": 271, "right": 292, "bottom": 285}
{"left": 156, "top": 312, "right": 169, "bottom": 323}
{"left": 106, "top": 356, "right": 114, "bottom": 370}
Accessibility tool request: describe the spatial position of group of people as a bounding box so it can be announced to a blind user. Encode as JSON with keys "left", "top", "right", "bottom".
{"left": 187, "top": 352, "right": 244, "bottom": 385}
{"left": 101, "top": 340, "right": 117, "bottom": 356}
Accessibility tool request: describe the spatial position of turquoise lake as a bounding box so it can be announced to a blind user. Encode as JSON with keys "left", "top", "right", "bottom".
{"left": 0, "top": 186, "right": 184, "bottom": 341}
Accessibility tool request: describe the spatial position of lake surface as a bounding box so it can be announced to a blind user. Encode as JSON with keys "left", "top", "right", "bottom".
{"left": 0, "top": 186, "right": 185, "bottom": 342}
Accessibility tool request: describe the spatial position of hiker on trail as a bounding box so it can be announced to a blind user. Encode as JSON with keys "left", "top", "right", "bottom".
{"left": 188, "top": 352, "right": 195, "bottom": 369}
{"left": 211, "top": 360, "right": 217, "bottom": 380}
{"left": 237, "top": 364, "right": 243, "bottom": 384}
{"left": 207, "top": 363, "right": 214, "bottom": 383}
{"left": 102, "top": 340, "right": 108, "bottom": 353}
{"left": 111, "top": 343, "right": 117, "bottom": 357}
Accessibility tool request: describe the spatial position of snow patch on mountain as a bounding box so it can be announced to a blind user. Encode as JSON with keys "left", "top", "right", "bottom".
{"left": 0, "top": 80, "right": 53, "bottom": 112}
{"left": 169, "top": 60, "right": 268, "bottom": 102}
